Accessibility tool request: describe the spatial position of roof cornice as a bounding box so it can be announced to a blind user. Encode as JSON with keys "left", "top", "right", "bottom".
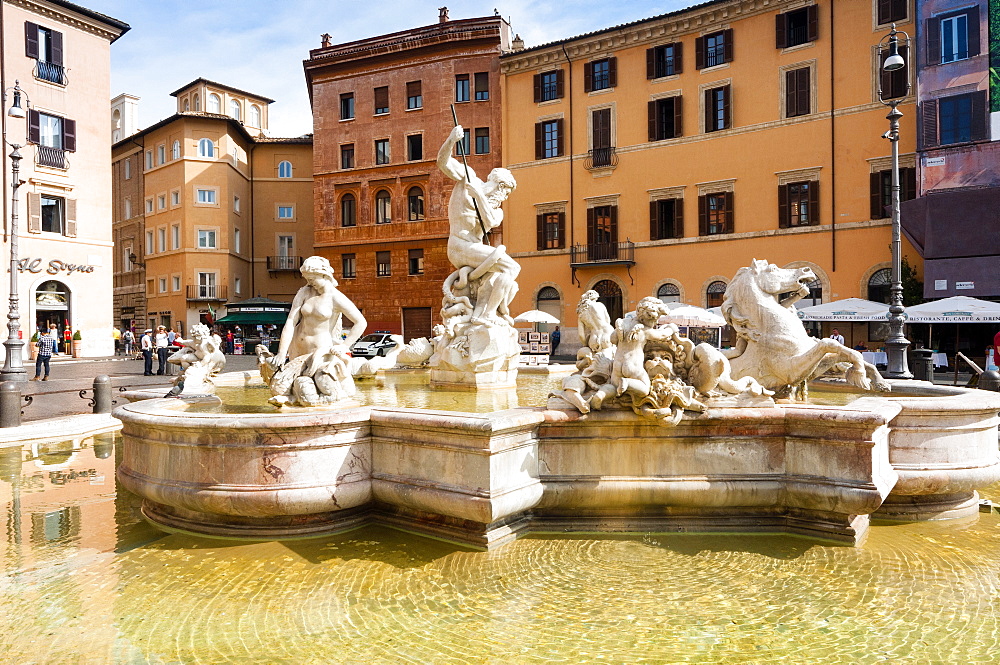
{"left": 6, "top": 0, "right": 129, "bottom": 42}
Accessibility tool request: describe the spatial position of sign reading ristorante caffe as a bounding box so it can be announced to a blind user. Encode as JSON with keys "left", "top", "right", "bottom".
{"left": 16, "top": 258, "right": 96, "bottom": 275}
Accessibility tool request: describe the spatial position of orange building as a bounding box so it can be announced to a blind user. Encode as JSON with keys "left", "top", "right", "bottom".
{"left": 304, "top": 9, "right": 509, "bottom": 339}
{"left": 500, "top": 0, "right": 920, "bottom": 348}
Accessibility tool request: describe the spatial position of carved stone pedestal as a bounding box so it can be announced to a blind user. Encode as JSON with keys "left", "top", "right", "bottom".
{"left": 428, "top": 321, "right": 520, "bottom": 390}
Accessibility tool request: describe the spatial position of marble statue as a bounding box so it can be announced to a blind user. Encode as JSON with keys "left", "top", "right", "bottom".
{"left": 429, "top": 126, "right": 521, "bottom": 386}
{"left": 260, "top": 256, "right": 367, "bottom": 407}
{"left": 166, "top": 323, "right": 225, "bottom": 395}
{"left": 352, "top": 334, "right": 405, "bottom": 378}
{"left": 721, "top": 259, "right": 890, "bottom": 399}
{"left": 396, "top": 325, "right": 445, "bottom": 368}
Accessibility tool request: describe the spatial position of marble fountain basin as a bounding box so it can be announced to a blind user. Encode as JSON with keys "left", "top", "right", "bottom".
{"left": 115, "top": 375, "right": 1000, "bottom": 549}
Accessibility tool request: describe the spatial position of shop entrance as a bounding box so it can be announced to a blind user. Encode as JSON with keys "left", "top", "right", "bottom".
{"left": 34, "top": 280, "right": 71, "bottom": 349}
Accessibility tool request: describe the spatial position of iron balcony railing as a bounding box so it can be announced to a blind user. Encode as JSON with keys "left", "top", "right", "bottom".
{"left": 34, "top": 60, "right": 67, "bottom": 85}
{"left": 570, "top": 241, "right": 636, "bottom": 265}
{"left": 585, "top": 146, "right": 618, "bottom": 170}
{"left": 186, "top": 284, "right": 228, "bottom": 301}
{"left": 36, "top": 145, "right": 68, "bottom": 169}
{"left": 267, "top": 255, "right": 304, "bottom": 271}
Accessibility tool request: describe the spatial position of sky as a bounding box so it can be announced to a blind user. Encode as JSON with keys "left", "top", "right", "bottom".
{"left": 84, "top": 0, "right": 692, "bottom": 138}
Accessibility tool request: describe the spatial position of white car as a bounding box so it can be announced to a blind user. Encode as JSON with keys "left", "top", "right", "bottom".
{"left": 351, "top": 332, "right": 397, "bottom": 358}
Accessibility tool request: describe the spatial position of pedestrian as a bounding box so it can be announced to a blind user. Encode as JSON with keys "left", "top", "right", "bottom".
{"left": 113, "top": 326, "right": 121, "bottom": 355}
{"left": 122, "top": 328, "right": 135, "bottom": 356}
{"left": 155, "top": 325, "right": 169, "bottom": 374}
{"left": 226, "top": 330, "right": 234, "bottom": 354}
{"left": 141, "top": 328, "right": 154, "bottom": 375}
{"left": 167, "top": 327, "right": 177, "bottom": 347}
{"left": 31, "top": 324, "right": 59, "bottom": 381}
{"left": 551, "top": 325, "right": 561, "bottom": 356}
{"left": 830, "top": 328, "right": 845, "bottom": 345}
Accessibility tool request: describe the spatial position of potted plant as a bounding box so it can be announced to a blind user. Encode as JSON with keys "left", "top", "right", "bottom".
{"left": 72, "top": 329, "right": 83, "bottom": 358}
{"left": 28, "top": 331, "right": 38, "bottom": 360}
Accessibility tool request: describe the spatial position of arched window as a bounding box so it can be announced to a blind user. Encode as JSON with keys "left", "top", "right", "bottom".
{"left": 657, "top": 283, "right": 681, "bottom": 304}
{"left": 278, "top": 161, "right": 293, "bottom": 178}
{"left": 867, "top": 268, "right": 892, "bottom": 304}
{"left": 184, "top": 99, "right": 190, "bottom": 112}
{"left": 193, "top": 94, "right": 200, "bottom": 112}
{"left": 229, "top": 99, "right": 241, "bottom": 120}
{"left": 706, "top": 281, "right": 727, "bottom": 308}
{"left": 198, "top": 139, "right": 214, "bottom": 158}
{"left": 249, "top": 105, "right": 261, "bottom": 128}
{"left": 340, "top": 193, "right": 356, "bottom": 227}
{"left": 375, "top": 190, "right": 392, "bottom": 224}
{"left": 172, "top": 140, "right": 181, "bottom": 160}
{"left": 207, "top": 94, "right": 221, "bottom": 114}
{"left": 536, "top": 286, "right": 561, "bottom": 329}
{"left": 407, "top": 186, "right": 424, "bottom": 221}
{"left": 594, "top": 280, "right": 624, "bottom": 325}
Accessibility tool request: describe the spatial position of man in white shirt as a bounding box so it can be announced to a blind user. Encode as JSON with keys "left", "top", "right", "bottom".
{"left": 830, "top": 328, "right": 845, "bottom": 345}
{"left": 141, "top": 329, "right": 154, "bottom": 375}
{"left": 155, "top": 325, "right": 169, "bottom": 375}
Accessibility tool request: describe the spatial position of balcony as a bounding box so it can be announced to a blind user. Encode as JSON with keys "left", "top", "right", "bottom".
{"left": 267, "top": 255, "right": 304, "bottom": 271}
{"left": 186, "top": 284, "right": 228, "bottom": 301}
{"left": 34, "top": 60, "right": 67, "bottom": 86}
{"left": 584, "top": 146, "right": 618, "bottom": 170}
{"left": 36, "top": 145, "right": 68, "bottom": 169}
{"left": 570, "top": 241, "right": 635, "bottom": 266}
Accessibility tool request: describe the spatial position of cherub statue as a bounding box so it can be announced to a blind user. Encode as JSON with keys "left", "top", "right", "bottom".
{"left": 166, "top": 323, "right": 225, "bottom": 395}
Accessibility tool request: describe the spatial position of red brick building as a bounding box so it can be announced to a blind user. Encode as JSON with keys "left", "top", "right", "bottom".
{"left": 303, "top": 9, "right": 510, "bottom": 338}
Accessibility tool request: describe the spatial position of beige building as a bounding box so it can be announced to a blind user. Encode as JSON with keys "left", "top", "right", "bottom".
{"left": 1, "top": 0, "right": 129, "bottom": 358}
{"left": 112, "top": 80, "right": 313, "bottom": 334}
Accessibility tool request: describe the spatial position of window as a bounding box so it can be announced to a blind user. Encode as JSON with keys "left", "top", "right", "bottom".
{"left": 698, "top": 192, "right": 734, "bottom": 235}
{"left": 779, "top": 181, "right": 819, "bottom": 227}
{"left": 375, "top": 139, "right": 390, "bottom": 165}
{"left": 341, "top": 194, "right": 356, "bottom": 227}
{"left": 535, "top": 119, "right": 564, "bottom": 159}
{"left": 145, "top": 198, "right": 154, "bottom": 214}
{"left": 157, "top": 228, "right": 166, "bottom": 252}
{"left": 172, "top": 140, "right": 180, "bottom": 160}
{"left": 455, "top": 129, "right": 471, "bottom": 157}
{"left": 375, "top": 190, "right": 391, "bottom": 224}
{"left": 25, "top": 23, "right": 65, "bottom": 84}
{"left": 277, "top": 235, "right": 294, "bottom": 261}
{"left": 340, "top": 93, "right": 355, "bottom": 120}
{"left": 536, "top": 211, "right": 566, "bottom": 250}
{"left": 145, "top": 231, "right": 154, "bottom": 254}
{"left": 341, "top": 144, "right": 355, "bottom": 169}
{"left": 407, "top": 187, "right": 424, "bottom": 221}
{"left": 374, "top": 86, "right": 389, "bottom": 114}
{"left": 159, "top": 278, "right": 167, "bottom": 294}
{"left": 591, "top": 108, "right": 613, "bottom": 167}
{"left": 197, "top": 272, "right": 216, "bottom": 299}
{"left": 877, "top": 0, "right": 908, "bottom": 25}
{"left": 586, "top": 205, "right": 618, "bottom": 260}
{"left": 40, "top": 195, "right": 64, "bottom": 233}
{"left": 776, "top": 6, "right": 818, "bottom": 49}
{"left": 405, "top": 134, "right": 423, "bottom": 161}
{"left": 455, "top": 74, "right": 470, "bottom": 102}
{"left": 647, "top": 43, "right": 682, "bottom": 79}
{"left": 922, "top": 92, "right": 988, "bottom": 147}
{"left": 196, "top": 189, "right": 217, "bottom": 204}
{"left": 230, "top": 100, "right": 241, "bottom": 120}
{"left": 868, "top": 268, "right": 892, "bottom": 303}
{"left": 249, "top": 105, "right": 261, "bottom": 127}
{"left": 929, "top": 8, "right": 980, "bottom": 65}
{"left": 234, "top": 228, "right": 241, "bottom": 253}
{"left": 658, "top": 284, "right": 681, "bottom": 304}
{"left": 408, "top": 249, "right": 424, "bottom": 275}
{"left": 785, "top": 67, "right": 811, "bottom": 118}
{"left": 650, "top": 198, "right": 684, "bottom": 240}
{"left": 157, "top": 145, "right": 165, "bottom": 165}
{"left": 124, "top": 199, "right": 132, "bottom": 219}
{"left": 704, "top": 85, "right": 731, "bottom": 132}
{"left": 145, "top": 150, "right": 153, "bottom": 169}
{"left": 407, "top": 81, "right": 422, "bottom": 109}
{"left": 696, "top": 29, "right": 734, "bottom": 69}
{"left": 172, "top": 225, "right": 180, "bottom": 250}
{"left": 474, "top": 72, "right": 490, "bottom": 100}
{"left": 157, "top": 194, "right": 166, "bottom": 210}
{"left": 342, "top": 254, "right": 357, "bottom": 279}
{"left": 198, "top": 138, "right": 214, "bottom": 158}
{"left": 124, "top": 247, "right": 134, "bottom": 271}
{"left": 879, "top": 46, "right": 910, "bottom": 100}
{"left": 233, "top": 195, "right": 240, "bottom": 212}
{"left": 534, "top": 70, "right": 564, "bottom": 102}
{"left": 870, "top": 168, "right": 917, "bottom": 218}
{"left": 172, "top": 276, "right": 181, "bottom": 291}
{"left": 207, "top": 94, "right": 221, "bottom": 114}
{"left": 707, "top": 281, "right": 727, "bottom": 308}
{"left": 475, "top": 128, "right": 490, "bottom": 155}
{"left": 124, "top": 159, "right": 131, "bottom": 179}
{"left": 585, "top": 58, "right": 617, "bottom": 92}
{"left": 197, "top": 229, "right": 217, "bottom": 248}
{"left": 278, "top": 205, "right": 294, "bottom": 220}
{"left": 278, "top": 160, "right": 293, "bottom": 178}
{"left": 376, "top": 251, "right": 391, "bottom": 277}
{"left": 649, "top": 97, "right": 682, "bottom": 140}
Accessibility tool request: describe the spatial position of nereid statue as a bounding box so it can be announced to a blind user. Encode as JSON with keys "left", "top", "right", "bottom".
{"left": 167, "top": 323, "right": 225, "bottom": 395}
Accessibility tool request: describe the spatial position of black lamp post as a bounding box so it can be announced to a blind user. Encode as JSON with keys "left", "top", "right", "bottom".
{"left": 2, "top": 81, "right": 28, "bottom": 382}
{"left": 877, "top": 25, "right": 912, "bottom": 379}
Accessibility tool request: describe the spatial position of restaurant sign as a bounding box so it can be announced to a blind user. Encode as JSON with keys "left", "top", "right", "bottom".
{"left": 17, "top": 258, "right": 96, "bottom": 275}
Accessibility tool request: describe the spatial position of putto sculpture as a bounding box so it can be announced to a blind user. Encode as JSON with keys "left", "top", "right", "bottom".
{"left": 259, "top": 256, "right": 367, "bottom": 407}
{"left": 166, "top": 323, "right": 225, "bottom": 395}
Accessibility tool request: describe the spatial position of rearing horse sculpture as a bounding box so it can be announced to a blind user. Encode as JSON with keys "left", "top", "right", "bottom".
{"left": 721, "top": 260, "right": 891, "bottom": 399}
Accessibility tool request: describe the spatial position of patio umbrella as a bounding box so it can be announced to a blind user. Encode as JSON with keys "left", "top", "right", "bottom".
{"left": 795, "top": 298, "right": 890, "bottom": 322}
{"left": 513, "top": 310, "right": 560, "bottom": 324}
{"left": 659, "top": 305, "right": 726, "bottom": 328}
{"left": 902, "top": 296, "right": 1000, "bottom": 323}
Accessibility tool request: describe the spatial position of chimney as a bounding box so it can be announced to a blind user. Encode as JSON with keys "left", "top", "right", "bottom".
{"left": 321, "top": 33, "right": 331, "bottom": 48}
{"left": 511, "top": 34, "right": 524, "bottom": 52}
{"left": 439, "top": 6, "right": 449, "bottom": 22}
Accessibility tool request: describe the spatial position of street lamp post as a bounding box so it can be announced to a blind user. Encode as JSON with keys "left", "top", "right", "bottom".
{"left": 877, "top": 25, "right": 912, "bottom": 380}
{"left": 2, "top": 82, "right": 28, "bottom": 382}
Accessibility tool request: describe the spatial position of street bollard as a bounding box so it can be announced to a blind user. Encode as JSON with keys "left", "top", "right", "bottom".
{"left": 93, "top": 375, "right": 112, "bottom": 414}
{"left": 0, "top": 382, "right": 22, "bottom": 428}
{"left": 979, "top": 370, "right": 1000, "bottom": 393}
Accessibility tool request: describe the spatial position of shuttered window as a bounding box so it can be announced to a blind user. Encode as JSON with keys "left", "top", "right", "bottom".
{"left": 647, "top": 43, "right": 682, "bottom": 78}
{"left": 785, "top": 67, "right": 810, "bottom": 118}
{"left": 583, "top": 57, "right": 617, "bottom": 92}
{"left": 536, "top": 212, "right": 566, "bottom": 250}
{"left": 474, "top": 72, "right": 490, "bottom": 100}
{"left": 648, "top": 97, "right": 682, "bottom": 140}
{"left": 695, "top": 29, "right": 733, "bottom": 69}
{"left": 533, "top": 69, "right": 565, "bottom": 102}
{"left": 921, "top": 91, "right": 988, "bottom": 147}
{"left": 869, "top": 169, "right": 917, "bottom": 219}
{"left": 776, "top": 6, "right": 818, "bottom": 49}
{"left": 704, "top": 85, "right": 731, "bottom": 132}
{"left": 586, "top": 206, "right": 618, "bottom": 260}
{"left": 534, "top": 119, "right": 564, "bottom": 159}
{"left": 927, "top": 7, "right": 980, "bottom": 65}
{"left": 374, "top": 86, "right": 389, "bottom": 114}
{"left": 698, "top": 192, "right": 734, "bottom": 235}
{"left": 650, "top": 199, "right": 684, "bottom": 240}
{"left": 877, "top": 0, "right": 908, "bottom": 25}
{"left": 406, "top": 81, "right": 422, "bottom": 109}
{"left": 778, "top": 181, "right": 819, "bottom": 228}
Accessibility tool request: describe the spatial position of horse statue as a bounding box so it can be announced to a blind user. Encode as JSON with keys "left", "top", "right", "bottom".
{"left": 721, "top": 259, "right": 891, "bottom": 399}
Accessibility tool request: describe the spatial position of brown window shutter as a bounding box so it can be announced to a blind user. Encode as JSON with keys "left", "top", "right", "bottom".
{"left": 556, "top": 119, "right": 565, "bottom": 157}
{"left": 608, "top": 57, "right": 617, "bottom": 88}
{"left": 807, "top": 5, "right": 819, "bottom": 42}
{"left": 24, "top": 22, "right": 39, "bottom": 59}
{"left": 648, "top": 101, "right": 657, "bottom": 141}
{"left": 675, "top": 197, "right": 684, "bottom": 237}
{"left": 797, "top": 68, "right": 810, "bottom": 115}
{"left": 586, "top": 207, "right": 596, "bottom": 245}
{"left": 27, "top": 193, "right": 41, "bottom": 233}
{"left": 537, "top": 213, "right": 546, "bottom": 251}
{"left": 698, "top": 195, "right": 708, "bottom": 235}
{"left": 809, "top": 180, "right": 820, "bottom": 225}
{"left": 722, "top": 85, "right": 732, "bottom": 129}
{"left": 406, "top": 81, "right": 421, "bottom": 98}
{"left": 869, "top": 172, "right": 882, "bottom": 219}
{"left": 927, "top": 17, "right": 941, "bottom": 65}
{"left": 785, "top": 70, "right": 796, "bottom": 117}
{"left": 695, "top": 36, "right": 705, "bottom": 70}
{"left": 63, "top": 118, "right": 76, "bottom": 152}
{"left": 674, "top": 43, "right": 683, "bottom": 74}
{"left": 971, "top": 90, "right": 988, "bottom": 141}
{"left": 967, "top": 6, "right": 981, "bottom": 57}
{"left": 583, "top": 61, "right": 593, "bottom": 93}
{"left": 533, "top": 74, "right": 541, "bottom": 103}
{"left": 673, "top": 96, "right": 683, "bottom": 138}
{"left": 704, "top": 89, "right": 712, "bottom": 132}
{"left": 374, "top": 86, "right": 388, "bottom": 110}
{"left": 50, "top": 29, "right": 63, "bottom": 66}
{"left": 555, "top": 69, "right": 565, "bottom": 98}
{"left": 28, "top": 109, "right": 40, "bottom": 144}
{"left": 609, "top": 205, "right": 618, "bottom": 244}
{"left": 778, "top": 184, "right": 790, "bottom": 228}
{"left": 475, "top": 72, "right": 489, "bottom": 96}
{"left": 534, "top": 123, "right": 543, "bottom": 160}
{"left": 877, "top": 0, "right": 892, "bottom": 24}
{"left": 725, "top": 191, "right": 734, "bottom": 233}
{"left": 557, "top": 212, "right": 566, "bottom": 249}
{"left": 775, "top": 13, "right": 787, "bottom": 49}
{"left": 65, "top": 198, "right": 77, "bottom": 237}
{"left": 723, "top": 29, "right": 734, "bottom": 63}
{"left": 903, "top": 168, "right": 917, "bottom": 201}
{"left": 921, "top": 100, "right": 939, "bottom": 148}
{"left": 646, "top": 48, "right": 655, "bottom": 79}
{"left": 650, "top": 200, "right": 659, "bottom": 240}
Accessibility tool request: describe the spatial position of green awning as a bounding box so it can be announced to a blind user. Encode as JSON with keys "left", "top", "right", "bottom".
{"left": 214, "top": 311, "right": 288, "bottom": 326}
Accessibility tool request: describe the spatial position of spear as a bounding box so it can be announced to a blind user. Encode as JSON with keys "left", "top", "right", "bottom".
{"left": 450, "top": 104, "right": 490, "bottom": 244}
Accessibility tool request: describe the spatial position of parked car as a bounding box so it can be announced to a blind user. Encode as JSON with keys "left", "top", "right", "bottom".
{"left": 351, "top": 332, "right": 397, "bottom": 358}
